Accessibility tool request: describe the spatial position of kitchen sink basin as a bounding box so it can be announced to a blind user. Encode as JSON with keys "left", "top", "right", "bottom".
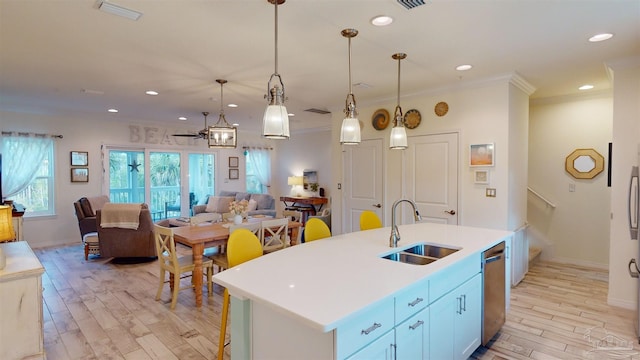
{"left": 381, "top": 243, "right": 460, "bottom": 265}
{"left": 404, "top": 244, "right": 459, "bottom": 259}
{"left": 382, "top": 252, "right": 437, "bottom": 265}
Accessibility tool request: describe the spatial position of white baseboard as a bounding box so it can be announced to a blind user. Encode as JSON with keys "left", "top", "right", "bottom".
{"left": 549, "top": 256, "right": 609, "bottom": 270}
{"left": 607, "top": 296, "right": 636, "bottom": 310}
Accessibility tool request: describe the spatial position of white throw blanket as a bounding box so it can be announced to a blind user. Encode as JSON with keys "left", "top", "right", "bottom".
{"left": 100, "top": 203, "right": 142, "bottom": 230}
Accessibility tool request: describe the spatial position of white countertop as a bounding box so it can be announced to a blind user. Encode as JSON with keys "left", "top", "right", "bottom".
{"left": 213, "top": 222, "right": 512, "bottom": 332}
{"left": 0, "top": 241, "right": 45, "bottom": 282}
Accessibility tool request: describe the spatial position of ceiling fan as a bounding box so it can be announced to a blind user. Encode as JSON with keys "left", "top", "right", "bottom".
{"left": 172, "top": 112, "right": 210, "bottom": 139}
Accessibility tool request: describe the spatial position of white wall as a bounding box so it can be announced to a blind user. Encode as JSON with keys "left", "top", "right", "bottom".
{"left": 607, "top": 56, "right": 640, "bottom": 309}
{"left": 331, "top": 75, "right": 533, "bottom": 234}
{"left": 528, "top": 94, "right": 613, "bottom": 268}
{"left": 0, "top": 111, "right": 266, "bottom": 248}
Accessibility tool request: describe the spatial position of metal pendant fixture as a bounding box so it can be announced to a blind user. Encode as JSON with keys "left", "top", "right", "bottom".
{"left": 390, "top": 53, "right": 408, "bottom": 150}
{"left": 340, "top": 28, "right": 360, "bottom": 145}
{"left": 262, "top": 0, "right": 289, "bottom": 139}
{"left": 208, "top": 79, "right": 237, "bottom": 149}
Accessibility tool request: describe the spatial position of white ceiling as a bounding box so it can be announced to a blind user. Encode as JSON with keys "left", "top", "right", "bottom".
{"left": 1, "top": 0, "right": 639, "bottom": 134}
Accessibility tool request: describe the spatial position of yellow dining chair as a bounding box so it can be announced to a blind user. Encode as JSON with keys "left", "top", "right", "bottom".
{"left": 0, "top": 205, "right": 16, "bottom": 242}
{"left": 153, "top": 224, "right": 214, "bottom": 310}
{"left": 218, "top": 228, "right": 263, "bottom": 360}
{"left": 206, "top": 222, "right": 262, "bottom": 272}
{"left": 304, "top": 217, "right": 331, "bottom": 242}
{"left": 359, "top": 210, "right": 383, "bottom": 231}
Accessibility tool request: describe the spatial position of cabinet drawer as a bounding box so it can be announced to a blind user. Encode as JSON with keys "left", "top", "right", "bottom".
{"left": 395, "top": 278, "right": 429, "bottom": 325}
{"left": 429, "top": 253, "right": 480, "bottom": 302}
{"left": 336, "top": 296, "right": 395, "bottom": 360}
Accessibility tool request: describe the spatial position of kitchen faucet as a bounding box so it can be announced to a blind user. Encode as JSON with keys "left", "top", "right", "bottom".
{"left": 390, "top": 199, "right": 422, "bottom": 247}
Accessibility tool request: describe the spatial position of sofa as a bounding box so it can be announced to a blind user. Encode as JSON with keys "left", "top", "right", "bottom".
{"left": 73, "top": 195, "right": 110, "bottom": 240}
{"left": 192, "top": 191, "right": 276, "bottom": 221}
{"left": 96, "top": 203, "right": 156, "bottom": 259}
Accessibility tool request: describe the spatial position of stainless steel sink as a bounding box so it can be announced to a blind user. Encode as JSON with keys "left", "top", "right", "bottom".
{"left": 381, "top": 243, "right": 460, "bottom": 265}
{"left": 404, "top": 244, "right": 459, "bottom": 259}
{"left": 382, "top": 252, "right": 437, "bottom": 265}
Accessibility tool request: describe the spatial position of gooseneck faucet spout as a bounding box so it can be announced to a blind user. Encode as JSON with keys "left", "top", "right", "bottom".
{"left": 390, "top": 199, "right": 422, "bottom": 247}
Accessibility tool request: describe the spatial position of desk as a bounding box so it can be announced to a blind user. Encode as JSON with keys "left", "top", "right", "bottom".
{"left": 172, "top": 220, "right": 302, "bottom": 307}
{"left": 280, "top": 197, "right": 328, "bottom": 223}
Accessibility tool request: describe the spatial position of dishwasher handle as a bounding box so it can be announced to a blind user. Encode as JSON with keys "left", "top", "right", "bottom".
{"left": 484, "top": 249, "right": 504, "bottom": 264}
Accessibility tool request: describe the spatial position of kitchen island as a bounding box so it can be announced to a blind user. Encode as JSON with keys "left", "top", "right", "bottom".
{"left": 213, "top": 222, "right": 512, "bottom": 359}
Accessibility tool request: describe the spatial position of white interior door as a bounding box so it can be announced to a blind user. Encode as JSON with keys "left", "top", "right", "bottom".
{"left": 405, "top": 133, "right": 459, "bottom": 224}
{"left": 343, "top": 138, "right": 384, "bottom": 233}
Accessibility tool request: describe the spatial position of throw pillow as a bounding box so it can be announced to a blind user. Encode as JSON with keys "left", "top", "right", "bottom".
{"left": 235, "top": 192, "right": 251, "bottom": 202}
{"left": 205, "top": 196, "right": 235, "bottom": 213}
{"left": 250, "top": 194, "right": 273, "bottom": 210}
{"left": 247, "top": 198, "right": 258, "bottom": 212}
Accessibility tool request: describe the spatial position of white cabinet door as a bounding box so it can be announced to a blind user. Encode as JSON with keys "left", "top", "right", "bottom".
{"left": 345, "top": 330, "right": 395, "bottom": 360}
{"left": 395, "top": 307, "right": 429, "bottom": 360}
{"left": 429, "top": 273, "right": 482, "bottom": 360}
{"left": 455, "top": 273, "right": 482, "bottom": 359}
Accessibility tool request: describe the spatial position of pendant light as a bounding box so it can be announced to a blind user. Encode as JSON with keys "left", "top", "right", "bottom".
{"left": 340, "top": 28, "right": 360, "bottom": 145}
{"left": 262, "top": 0, "right": 289, "bottom": 139}
{"left": 208, "top": 79, "right": 237, "bottom": 149}
{"left": 390, "top": 53, "right": 408, "bottom": 150}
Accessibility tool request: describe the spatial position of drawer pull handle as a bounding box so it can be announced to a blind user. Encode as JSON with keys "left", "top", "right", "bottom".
{"left": 456, "top": 297, "right": 462, "bottom": 314}
{"left": 361, "top": 322, "right": 382, "bottom": 335}
{"left": 409, "top": 320, "right": 424, "bottom": 330}
{"left": 408, "top": 297, "right": 423, "bottom": 307}
{"left": 461, "top": 294, "right": 466, "bottom": 312}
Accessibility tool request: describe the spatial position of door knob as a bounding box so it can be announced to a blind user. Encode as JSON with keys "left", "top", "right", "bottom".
{"left": 444, "top": 210, "right": 456, "bottom": 215}
{"left": 373, "top": 204, "right": 382, "bottom": 208}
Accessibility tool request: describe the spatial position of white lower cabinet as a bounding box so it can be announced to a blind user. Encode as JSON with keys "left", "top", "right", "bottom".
{"left": 429, "top": 273, "right": 482, "bottom": 360}
{"left": 346, "top": 329, "right": 395, "bottom": 360}
{"left": 395, "top": 306, "right": 429, "bottom": 359}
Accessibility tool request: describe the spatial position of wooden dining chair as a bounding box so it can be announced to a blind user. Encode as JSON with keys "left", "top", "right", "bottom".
{"left": 153, "top": 224, "right": 214, "bottom": 310}
{"left": 304, "top": 217, "right": 332, "bottom": 242}
{"left": 282, "top": 210, "right": 302, "bottom": 243}
{"left": 261, "top": 217, "right": 289, "bottom": 253}
{"left": 359, "top": 210, "right": 383, "bottom": 231}
{"left": 206, "top": 222, "right": 262, "bottom": 272}
{"left": 218, "top": 228, "right": 263, "bottom": 360}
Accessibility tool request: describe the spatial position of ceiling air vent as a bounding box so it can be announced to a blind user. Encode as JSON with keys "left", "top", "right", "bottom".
{"left": 304, "top": 108, "right": 331, "bottom": 115}
{"left": 397, "top": 0, "right": 426, "bottom": 10}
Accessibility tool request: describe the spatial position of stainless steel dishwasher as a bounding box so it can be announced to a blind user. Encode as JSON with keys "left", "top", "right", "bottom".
{"left": 482, "top": 241, "right": 506, "bottom": 345}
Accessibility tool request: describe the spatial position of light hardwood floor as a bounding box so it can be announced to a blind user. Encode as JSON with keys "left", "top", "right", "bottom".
{"left": 35, "top": 244, "right": 639, "bottom": 360}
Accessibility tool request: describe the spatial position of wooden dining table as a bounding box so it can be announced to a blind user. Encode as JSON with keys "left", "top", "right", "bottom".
{"left": 172, "top": 219, "right": 302, "bottom": 307}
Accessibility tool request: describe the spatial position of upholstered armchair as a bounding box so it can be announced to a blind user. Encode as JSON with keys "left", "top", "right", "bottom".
{"left": 73, "top": 195, "right": 110, "bottom": 239}
{"left": 96, "top": 203, "right": 156, "bottom": 259}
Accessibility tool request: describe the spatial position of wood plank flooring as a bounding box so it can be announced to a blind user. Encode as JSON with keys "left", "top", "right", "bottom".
{"left": 34, "top": 244, "right": 639, "bottom": 360}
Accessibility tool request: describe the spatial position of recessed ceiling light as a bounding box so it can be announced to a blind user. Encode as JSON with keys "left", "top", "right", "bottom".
{"left": 288, "top": 113, "right": 295, "bottom": 117}
{"left": 232, "top": 123, "right": 240, "bottom": 127}
{"left": 145, "top": 90, "right": 159, "bottom": 96}
{"left": 579, "top": 84, "right": 594, "bottom": 90}
{"left": 228, "top": 103, "right": 238, "bottom": 108}
{"left": 371, "top": 15, "right": 393, "bottom": 26}
{"left": 178, "top": 116, "right": 187, "bottom": 121}
{"left": 82, "top": 89, "right": 104, "bottom": 95}
{"left": 107, "top": 108, "right": 118, "bottom": 113}
{"left": 588, "top": 33, "right": 613, "bottom": 42}
{"left": 456, "top": 64, "right": 473, "bottom": 71}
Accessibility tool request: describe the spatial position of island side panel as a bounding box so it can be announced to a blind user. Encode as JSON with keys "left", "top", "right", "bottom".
{"left": 230, "top": 297, "right": 251, "bottom": 360}
{"left": 252, "top": 300, "right": 334, "bottom": 359}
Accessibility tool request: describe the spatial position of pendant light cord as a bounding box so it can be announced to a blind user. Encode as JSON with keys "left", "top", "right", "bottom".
{"left": 274, "top": 0, "right": 279, "bottom": 75}
{"left": 348, "top": 36, "right": 353, "bottom": 95}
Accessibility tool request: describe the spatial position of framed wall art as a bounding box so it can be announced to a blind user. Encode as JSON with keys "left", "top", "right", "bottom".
{"left": 469, "top": 143, "right": 495, "bottom": 167}
{"left": 474, "top": 170, "right": 490, "bottom": 184}
{"left": 71, "top": 168, "right": 89, "bottom": 182}
{"left": 70, "top": 151, "right": 88, "bottom": 166}
{"left": 229, "top": 168, "right": 239, "bottom": 180}
{"left": 229, "top": 156, "right": 239, "bottom": 168}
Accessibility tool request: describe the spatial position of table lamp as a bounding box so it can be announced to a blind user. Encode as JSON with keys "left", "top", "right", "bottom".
{"left": 287, "top": 176, "right": 304, "bottom": 196}
{"left": 0, "top": 205, "right": 16, "bottom": 242}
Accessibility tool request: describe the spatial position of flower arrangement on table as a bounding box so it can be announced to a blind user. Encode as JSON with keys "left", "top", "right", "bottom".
{"left": 229, "top": 199, "right": 249, "bottom": 215}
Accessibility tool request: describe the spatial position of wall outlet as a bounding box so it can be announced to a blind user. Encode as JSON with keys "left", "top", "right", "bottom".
{"left": 569, "top": 183, "right": 575, "bottom": 192}
{"left": 486, "top": 188, "right": 496, "bottom": 197}
{"left": 337, "top": 183, "right": 341, "bottom": 190}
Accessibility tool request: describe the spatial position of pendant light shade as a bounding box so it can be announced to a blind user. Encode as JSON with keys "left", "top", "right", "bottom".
{"left": 340, "top": 28, "right": 360, "bottom": 145}
{"left": 208, "top": 79, "right": 237, "bottom": 149}
{"left": 262, "top": 0, "right": 290, "bottom": 139}
{"left": 390, "top": 53, "right": 408, "bottom": 150}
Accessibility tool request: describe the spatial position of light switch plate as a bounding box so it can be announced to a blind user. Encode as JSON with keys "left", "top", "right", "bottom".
{"left": 486, "top": 188, "right": 496, "bottom": 197}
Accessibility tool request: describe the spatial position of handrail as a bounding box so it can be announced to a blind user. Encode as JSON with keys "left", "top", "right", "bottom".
{"left": 527, "top": 187, "right": 556, "bottom": 208}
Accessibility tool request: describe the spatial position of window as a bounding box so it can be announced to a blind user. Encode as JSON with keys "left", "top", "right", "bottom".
{"left": 2, "top": 135, "right": 55, "bottom": 217}
{"left": 245, "top": 149, "right": 271, "bottom": 194}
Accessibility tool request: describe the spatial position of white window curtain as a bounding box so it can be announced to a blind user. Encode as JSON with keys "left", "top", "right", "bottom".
{"left": 246, "top": 148, "right": 271, "bottom": 192}
{"left": 1, "top": 133, "right": 54, "bottom": 197}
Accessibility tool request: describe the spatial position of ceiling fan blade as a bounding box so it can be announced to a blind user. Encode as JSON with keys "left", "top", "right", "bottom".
{"left": 172, "top": 133, "right": 200, "bottom": 138}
